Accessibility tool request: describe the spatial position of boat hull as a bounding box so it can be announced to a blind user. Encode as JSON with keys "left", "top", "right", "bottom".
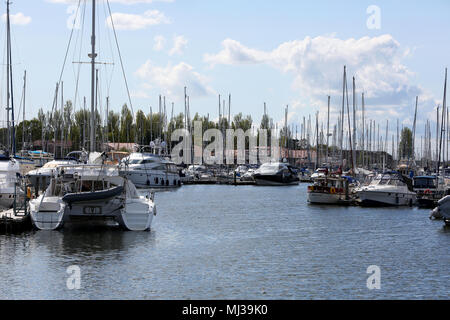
{"left": 121, "top": 171, "right": 181, "bottom": 188}
{"left": 307, "top": 192, "right": 347, "bottom": 204}
{"left": 253, "top": 174, "right": 299, "bottom": 186}
{"left": 29, "top": 197, "right": 66, "bottom": 230}
{"left": 357, "top": 190, "right": 415, "bottom": 207}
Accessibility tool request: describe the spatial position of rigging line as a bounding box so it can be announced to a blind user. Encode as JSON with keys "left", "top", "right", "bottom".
{"left": 57, "top": 0, "right": 82, "bottom": 84}
{"left": 70, "top": 0, "right": 84, "bottom": 108}
{"left": 106, "top": 0, "right": 135, "bottom": 119}
{"left": 73, "top": 0, "right": 87, "bottom": 112}
{"left": 0, "top": 26, "right": 7, "bottom": 125}
{"left": 51, "top": 0, "right": 82, "bottom": 119}
{"left": 102, "top": 0, "right": 115, "bottom": 96}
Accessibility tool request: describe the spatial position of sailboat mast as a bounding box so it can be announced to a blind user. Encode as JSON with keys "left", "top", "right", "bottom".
{"left": 89, "top": 0, "right": 96, "bottom": 153}
{"left": 437, "top": 68, "right": 447, "bottom": 176}
{"left": 22, "top": 70, "right": 26, "bottom": 150}
{"left": 326, "top": 96, "right": 330, "bottom": 166}
{"left": 6, "top": 1, "right": 16, "bottom": 155}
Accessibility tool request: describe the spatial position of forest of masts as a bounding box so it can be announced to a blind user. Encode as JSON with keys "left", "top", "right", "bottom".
{"left": 1, "top": 67, "right": 447, "bottom": 171}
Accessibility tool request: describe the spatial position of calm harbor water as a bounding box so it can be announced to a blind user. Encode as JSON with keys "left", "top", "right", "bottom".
{"left": 0, "top": 184, "right": 449, "bottom": 299}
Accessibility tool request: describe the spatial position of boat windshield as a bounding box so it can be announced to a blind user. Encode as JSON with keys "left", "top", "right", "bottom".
{"left": 258, "top": 163, "right": 283, "bottom": 174}
{"left": 413, "top": 177, "right": 437, "bottom": 189}
{"left": 370, "top": 174, "right": 404, "bottom": 186}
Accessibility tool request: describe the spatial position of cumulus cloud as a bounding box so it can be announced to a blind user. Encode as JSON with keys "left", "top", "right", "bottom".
{"left": 131, "top": 90, "right": 150, "bottom": 99}
{"left": 153, "top": 35, "right": 166, "bottom": 51}
{"left": 205, "top": 35, "right": 438, "bottom": 130}
{"left": 135, "top": 60, "right": 215, "bottom": 99}
{"left": 106, "top": 9, "right": 170, "bottom": 30}
{"left": 169, "top": 35, "right": 188, "bottom": 56}
{"left": 2, "top": 12, "right": 32, "bottom": 26}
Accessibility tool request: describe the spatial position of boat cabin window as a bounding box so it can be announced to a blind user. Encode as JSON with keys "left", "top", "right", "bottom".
{"left": 413, "top": 178, "right": 436, "bottom": 189}
{"left": 167, "top": 164, "right": 178, "bottom": 173}
{"left": 259, "top": 163, "right": 283, "bottom": 173}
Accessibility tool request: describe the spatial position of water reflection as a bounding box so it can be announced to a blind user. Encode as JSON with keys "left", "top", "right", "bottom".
{"left": 32, "top": 229, "right": 157, "bottom": 258}
{"left": 0, "top": 184, "right": 449, "bottom": 299}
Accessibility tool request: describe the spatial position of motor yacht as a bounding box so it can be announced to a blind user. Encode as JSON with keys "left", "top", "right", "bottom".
{"left": 355, "top": 171, "right": 416, "bottom": 206}
{"left": 119, "top": 152, "right": 181, "bottom": 188}
{"left": 253, "top": 162, "right": 299, "bottom": 186}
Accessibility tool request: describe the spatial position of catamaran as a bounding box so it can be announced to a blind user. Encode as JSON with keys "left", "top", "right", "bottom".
{"left": 29, "top": 153, "right": 155, "bottom": 231}
{"left": 28, "top": 0, "right": 156, "bottom": 231}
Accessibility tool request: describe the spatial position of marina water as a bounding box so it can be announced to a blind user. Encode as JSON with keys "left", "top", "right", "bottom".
{"left": 0, "top": 184, "right": 448, "bottom": 299}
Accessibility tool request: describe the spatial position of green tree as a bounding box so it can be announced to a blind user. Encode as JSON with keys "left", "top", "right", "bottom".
{"left": 399, "top": 127, "right": 413, "bottom": 159}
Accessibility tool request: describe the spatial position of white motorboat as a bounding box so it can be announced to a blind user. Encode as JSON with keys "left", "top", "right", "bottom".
{"left": 0, "top": 156, "right": 22, "bottom": 209}
{"left": 29, "top": 160, "right": 156, "bottom": 231}
{"left": 26, "top": 158, "right": 79, "bottom": 192}
{"left": 355, "top": 171, "right": 416, "bottom": 206}
{"left": 120, "top": 152, "right": 181, "bottom": 188}
{"left": 23, "top": 150, "right": 54, "bottom": 168}
{"left": 431, "top": 195, "right": 450, "bottom": 225}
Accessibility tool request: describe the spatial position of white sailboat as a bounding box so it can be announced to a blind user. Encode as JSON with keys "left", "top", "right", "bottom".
{"left": 29, "top": 0, "right": 156, "bottom": 231}
{"left": 0, "top": 155, "right": 21, "bottom": 209}
{"left": 0, "top": 2, "right": 24, "bottom": 209}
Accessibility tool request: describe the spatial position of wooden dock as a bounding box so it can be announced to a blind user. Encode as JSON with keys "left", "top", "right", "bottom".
{"left": 0, "top": 208, "right": 32, "bottom": 233}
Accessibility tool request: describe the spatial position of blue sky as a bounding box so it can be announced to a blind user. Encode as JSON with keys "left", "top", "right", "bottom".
{"left": 1, "top": 0, "right": 449, "bottom": 143}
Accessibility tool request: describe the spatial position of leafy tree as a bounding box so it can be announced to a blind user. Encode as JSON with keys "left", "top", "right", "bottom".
{"left": 399, "top": 127, "right": 413, "bottom": 159}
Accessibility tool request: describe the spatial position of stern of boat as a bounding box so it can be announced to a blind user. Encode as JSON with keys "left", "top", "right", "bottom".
{"left": 29, "top": 197, "right": 66, "bottom": 230}
{"left": 119, "top": 196, "right": 155, "bottom": 231}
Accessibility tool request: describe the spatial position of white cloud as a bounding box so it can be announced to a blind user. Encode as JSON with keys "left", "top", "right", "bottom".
{"left": 2, "top": 12, "right": 32, "bottom": 26}
{"left": 131, "top": 90, "right": 150, "bottom": 99}
{"left": 205, "top": 35, "right": 437, "bottom": 130}
{"left": 169, "top": 35, "right": 188, "bottom": 56}
{"left": 135, "top": 60, "right": 215, "bottom": 99}
{"left": 153, "top": 35, "right": 166, "bottom": 51}
{"left": 106, "top": 9, "right": 170, "bottom": 30}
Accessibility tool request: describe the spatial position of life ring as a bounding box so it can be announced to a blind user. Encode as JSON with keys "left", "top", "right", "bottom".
{"left": 330, "top": 187, "right": 336, "bottom": 194}
{"left": 424, "top": 189, "right": 431, "bottom": 194}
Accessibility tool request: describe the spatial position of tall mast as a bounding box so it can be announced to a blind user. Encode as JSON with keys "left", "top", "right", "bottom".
{"left": 61, "top": 81, "right": 64, "bottom": 157}
{"left": 326, "top": 96, "right": 330, "bottom": 165}
{"left": 340, "top": 66, "right": 346, "bottom": 168}
{"left": 6, "top": 1, "right": 10, "bottom": 152}
{"left": 22, "top": 70, "right": 26, "bottom": 150}
{"left": 6, "top": 1, "right": 16, "bottom": 155}
{"left": 412, "top": 96, "right": 418, "bottom": 163}
{"left": 361, "top": 93, "right": 365, "bottom": 168}
{"left": 352, "top": 76, "right": 356, "bottom": 168}
{"left": 89, "top": 0, "right": 96, "bottom": 152}
{"left": 437, "top": 68, "right": 447, "bottom": 176}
